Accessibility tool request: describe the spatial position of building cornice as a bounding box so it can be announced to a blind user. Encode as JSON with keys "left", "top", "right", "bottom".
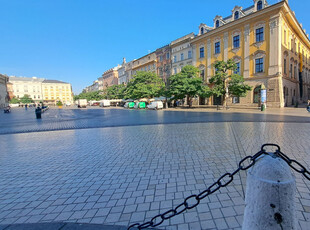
{"left": 282, "top": 1, "right": 310, "bottom": 49}
{"left": 191, "top": 1, "right": 285, "bottom": 44}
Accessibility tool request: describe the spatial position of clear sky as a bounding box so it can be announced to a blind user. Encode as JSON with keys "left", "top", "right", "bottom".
{"left": 1, "top": 0, "right": 309, "bottom": 94}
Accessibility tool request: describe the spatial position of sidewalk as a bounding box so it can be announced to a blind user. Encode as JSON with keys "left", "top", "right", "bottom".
{"left": 163, "top": 105, "right": 310, "bottom": 117}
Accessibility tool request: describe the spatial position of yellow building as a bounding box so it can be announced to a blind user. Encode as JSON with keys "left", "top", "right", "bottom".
{"left": 191, "top": 0, "right": 310, "bottom": 107}
{"left": 42, "top": 80, "right": 73, "bottom": 105}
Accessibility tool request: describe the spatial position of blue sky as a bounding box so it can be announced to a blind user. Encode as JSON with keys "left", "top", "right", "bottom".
{"left": 0, "top": 0, "right": 309, "bottom": 94}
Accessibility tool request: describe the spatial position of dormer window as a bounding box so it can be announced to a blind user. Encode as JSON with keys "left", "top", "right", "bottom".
{"left": 234, "top": 11, "right": 239, "bottom": 20}
{"left": 201, "top": 27, "right": 204, "bottom": 35}
{"left": 257, "top": 1, "right": 263, "bottom": 11}
{"left": 216, "top": 20, "right": 219, "bottom": 28}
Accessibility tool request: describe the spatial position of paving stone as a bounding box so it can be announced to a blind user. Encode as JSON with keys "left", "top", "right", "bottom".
{"left": 0, "top": 109, "right": 309, "bottom": 230}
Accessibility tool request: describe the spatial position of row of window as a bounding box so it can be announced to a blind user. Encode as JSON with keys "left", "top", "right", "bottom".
{"left": 159, "top": 53, "right": 170, "bottom": 62}
{"left": 136, "top": 64, "right": 156, "bottom": 72}
{"left": 283, "top": 58, "right": 310, "bottom": 84}
{"left": 16, "top": 95, "right": 41, "bottom": 99}
{"left": 198, "top": 27, "right": 264, "bottom": 59}
{"left": 173, "top": 58, "right": 264, "bottom": 76}
{"left": 173, "top": 51, "right": 192, "bottom": 63}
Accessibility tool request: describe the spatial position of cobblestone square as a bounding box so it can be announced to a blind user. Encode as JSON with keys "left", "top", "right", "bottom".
{"left": 0, "top": 108, "right": 309, "bottom": 229}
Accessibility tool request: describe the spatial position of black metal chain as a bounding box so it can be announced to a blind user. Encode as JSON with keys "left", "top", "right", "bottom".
{"left": 128, "top": 143, "right": 310, "bottom": 230}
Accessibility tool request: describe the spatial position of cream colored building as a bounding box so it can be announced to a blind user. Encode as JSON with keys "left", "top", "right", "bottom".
{"left": 0, "top": 74, "right": 9, "bottom": 108}
{"left": 9, "top": 76, "right": 44, "bottom": 102}
{"left": 42, "top": 80, "right": 73, "bottom": 105}
{"left": 132, "top": 52, "right": 157, "bottom": 76}
{"left": 171, "top": 33, "right": 195, "bottom": 75}
{"left": 84, "top": 80, "right": 99, "bottom": 93}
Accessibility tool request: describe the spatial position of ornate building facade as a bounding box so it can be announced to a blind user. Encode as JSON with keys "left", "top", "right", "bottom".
{"left": 191, "top": 0, "right": 310, "bottom": 107}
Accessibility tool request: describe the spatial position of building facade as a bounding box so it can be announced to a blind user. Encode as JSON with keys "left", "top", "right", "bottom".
{"left": 8, "top": 76, "right": 44, "bottom": 103}
{"left": 118, "top": 58, "right": 133, "bottom": 85}
{"left": 84, "top": 80, "right": 99, "bottom": 93}
{"left": 171, "top": 33, "right": 195, "bottom": 75}
{"left": 42, "top": 80, "right": 73, "bottom": 105}
{"left": 132, "top": 52, "right": 157, "bottom": 76}
{"left": 155, "top": 45, "right": 172, "bottom": 84}
{"left": 0, "top": 74, "right": 9, "bottom": 108}
{"left": 191, "top": 0, "right": 310, "bottom": 107}
{"left": 99, "top": 66, "right": 120, "bottom": 91}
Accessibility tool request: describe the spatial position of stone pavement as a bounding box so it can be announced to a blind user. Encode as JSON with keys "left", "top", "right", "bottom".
{"left": 0, "top": 107, "right": 309, "bottom": 135}
{"left": 0, "top": 108, "right": 309, "bottom": 229}
{"left": 0, "top": 223, "right": 136, "bottom": 230}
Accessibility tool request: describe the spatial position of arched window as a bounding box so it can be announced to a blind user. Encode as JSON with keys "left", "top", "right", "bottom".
{"left": 201, "top": 27, "right": 204, "bottom": 35}
{"left": 257, "top": 1, "right": 263, "bottom": 11}
{"left": 234, "top": 11, "right": 239, "bottom": 20}
{"left": 216, "top": 20, "right": 219, "bottom": 28}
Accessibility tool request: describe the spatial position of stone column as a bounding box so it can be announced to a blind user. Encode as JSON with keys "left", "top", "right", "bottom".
{"left": 243, "top": 24, "right": 250, "bottom": 78}
{"left": 268, "top": 15, "right": 281, "bottom": 75}
{"left": 268, "top": 15, "right": 284, "bottom": 107}
{"left": 224, "top": 32, "right": 229, "bottom": 62}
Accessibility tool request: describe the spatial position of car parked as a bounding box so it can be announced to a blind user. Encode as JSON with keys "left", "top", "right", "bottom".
{"left": 147, "top": 101, "right": 163, "bottom": 110}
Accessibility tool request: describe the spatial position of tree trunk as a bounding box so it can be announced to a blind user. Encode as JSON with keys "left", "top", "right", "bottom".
{"left": 187, "top": 97, "right": 192, "bottom": 108}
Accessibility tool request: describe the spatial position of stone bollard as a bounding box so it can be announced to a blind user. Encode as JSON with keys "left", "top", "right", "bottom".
{"left": 242, "top": 153, "right": 296, "bottom": 230}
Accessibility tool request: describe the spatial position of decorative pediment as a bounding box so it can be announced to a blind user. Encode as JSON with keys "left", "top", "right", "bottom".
{"left": 232, "top": 47, "right": 241, "bottom": 54}
{"left": 232, "top": 30, "right": 241, "bottom": 37}
{"left": 253, "top": 50, "right": 266, "bottom": 59}
{"left": 254, "top": 41, "right": 264, "bottom": 48}
{"left": 233, "top": 56, "right": 242, "bottom": 63}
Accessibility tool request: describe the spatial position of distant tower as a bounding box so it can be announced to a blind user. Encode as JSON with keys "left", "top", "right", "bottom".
{"left": 123, "top": 57, "right": 126, "bottom": 64}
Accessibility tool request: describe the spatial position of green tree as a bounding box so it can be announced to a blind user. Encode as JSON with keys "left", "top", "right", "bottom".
{"left": 168, "top": 65, "right": 211, "bottom": 107}
{"left": 125, "top": 71, "right": 164, "bottom": 99}
{"left": 105, "top": 84, "right": 126, "bottom": 99}
{"left": 9, "top": 97, "right": 20, "bottom": 104}
{"left": 74, "top": 91, "right": 104, "bottom": 101}
{"left": 209, "top": 59, "right": 252, "bottom": 108}
{"left": 20, "top": 94, "right": 33, "bottom": 104}
{"left": 56, "top": 101, "right": 63, "bottom": 106}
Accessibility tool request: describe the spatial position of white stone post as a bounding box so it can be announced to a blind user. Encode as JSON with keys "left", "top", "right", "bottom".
{"left": 242, "top": 154, "right": 297, "bottom": 230}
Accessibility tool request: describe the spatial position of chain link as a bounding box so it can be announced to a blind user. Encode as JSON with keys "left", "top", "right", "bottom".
{"left": 128, "top": 144, "right": 310, "bottom": 230}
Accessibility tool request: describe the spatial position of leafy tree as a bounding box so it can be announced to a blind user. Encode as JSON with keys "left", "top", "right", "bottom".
{"left": 168, "top": 65, "right": 211, "bottom": 107}
{"left": 209, "top": 59, "right": 252, "bottom": 108}
{"left": 20, "top": 94, "right": 33, "bottom": 104}
{"left": 10, "top": 97, "right": 20, "bottom": 104}
{"left": 56, "top": 101, "right": 63, "bottom": 106}
{"left": 74, "top": 91, "right": 104, "bottom": 101}
{"left": 125, "top": 71, "right": 164, "bottom": 99}
{"left": 105, "top": 84, "right": 126, "bottom": 99}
